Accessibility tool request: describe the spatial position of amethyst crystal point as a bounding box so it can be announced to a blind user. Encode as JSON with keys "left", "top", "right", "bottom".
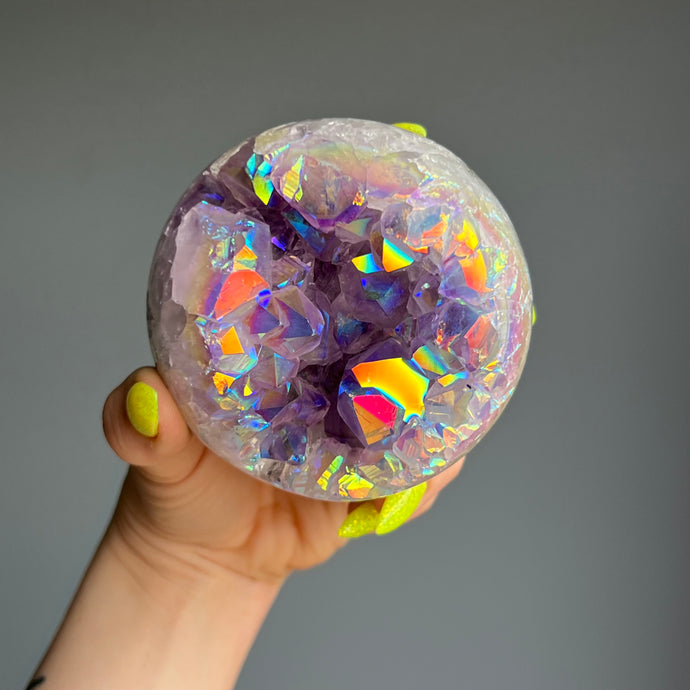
{"left": 147, "top": 118, "right": 533, "bottom": 500}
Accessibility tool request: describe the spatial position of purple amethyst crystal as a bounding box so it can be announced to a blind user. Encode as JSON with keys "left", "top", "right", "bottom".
{"left": 147, "top": 118, "right": 533, "bottom": 500}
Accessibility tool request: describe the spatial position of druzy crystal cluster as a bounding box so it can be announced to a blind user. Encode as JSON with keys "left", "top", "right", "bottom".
{"left": 148, "top": 119, "right": 533, "bottom": 500}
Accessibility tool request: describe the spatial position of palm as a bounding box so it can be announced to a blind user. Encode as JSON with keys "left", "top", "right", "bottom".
{"left": 117, "top": 446, "right": 350, "bottom": 581}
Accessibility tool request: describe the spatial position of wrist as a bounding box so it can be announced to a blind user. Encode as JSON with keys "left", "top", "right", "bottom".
{"left": 35, "top": 514, "right": 282, "bottom": 690}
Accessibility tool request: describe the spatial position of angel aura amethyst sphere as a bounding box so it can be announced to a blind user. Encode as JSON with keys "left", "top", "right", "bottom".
{"left": 147, "top": 118, "right": 533, "bottom": 500}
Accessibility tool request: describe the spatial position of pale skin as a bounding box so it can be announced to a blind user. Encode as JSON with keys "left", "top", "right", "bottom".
{"left": 28, "top": 366, "right": 464, "bottom": 690}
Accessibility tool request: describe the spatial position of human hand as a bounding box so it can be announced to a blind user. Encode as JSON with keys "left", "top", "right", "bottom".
{"left": 103, "top": 366, "right": 465, "bottom": 586}
{"left": 31, "top": 120, "right": 470, "bottom": 690}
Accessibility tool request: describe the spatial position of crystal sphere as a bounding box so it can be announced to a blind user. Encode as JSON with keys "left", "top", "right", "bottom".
{"left": 147, "top": 118, "right": 533, "bottom": 500}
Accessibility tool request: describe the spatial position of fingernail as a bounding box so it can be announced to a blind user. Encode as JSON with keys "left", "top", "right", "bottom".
{"left": 392, "top": 122, "right": 428, "bottom": 137}
{"left": 531, "top": 304, "right": 537, "bottom": 325}
{"left": 338, "top": 502, "right": 381, "bottom": 538}
{"left": 375, "top": 482, "right": 428, "bottom": 535}
{"left": 126, "top": 382, "right": 159, "bottom": 438}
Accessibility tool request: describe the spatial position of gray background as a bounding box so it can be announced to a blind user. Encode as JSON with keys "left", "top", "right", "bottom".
{"left": 1, "top": 0, "right": 688, "bottom": 688}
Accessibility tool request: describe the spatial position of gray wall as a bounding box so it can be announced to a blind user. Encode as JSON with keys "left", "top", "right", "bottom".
{"left": 1, "top": 0, "right": 688, "bottom": 688}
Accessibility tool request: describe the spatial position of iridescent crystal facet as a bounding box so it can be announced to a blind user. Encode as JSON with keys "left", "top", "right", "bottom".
{"left": 147, "top": 118, "right": 533, "bottom": 500}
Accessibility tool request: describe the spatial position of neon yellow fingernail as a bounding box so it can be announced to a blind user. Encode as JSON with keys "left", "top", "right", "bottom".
{"left": 375, "top": 482, "right": 428, "bottom": 535}
{"left": 392, "top": 122, "right": 427, "bottom": 137}
{"left": 338, "top": 502, "right": 381, "bottom": 538}
{"left": 126, "top": 382, "right": 159, "bottom": 438}
{"left": 531, "top": 304, "right": 537, "bottom": 325}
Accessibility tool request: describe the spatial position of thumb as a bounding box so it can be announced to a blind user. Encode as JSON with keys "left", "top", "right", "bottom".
{"left": 103, "top": 367, "right": 204, "bottom": 484}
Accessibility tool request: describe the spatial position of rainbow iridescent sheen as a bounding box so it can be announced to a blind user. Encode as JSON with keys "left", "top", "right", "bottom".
{"left": 147, "top": 118, "right": 533, "bottom": 500}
